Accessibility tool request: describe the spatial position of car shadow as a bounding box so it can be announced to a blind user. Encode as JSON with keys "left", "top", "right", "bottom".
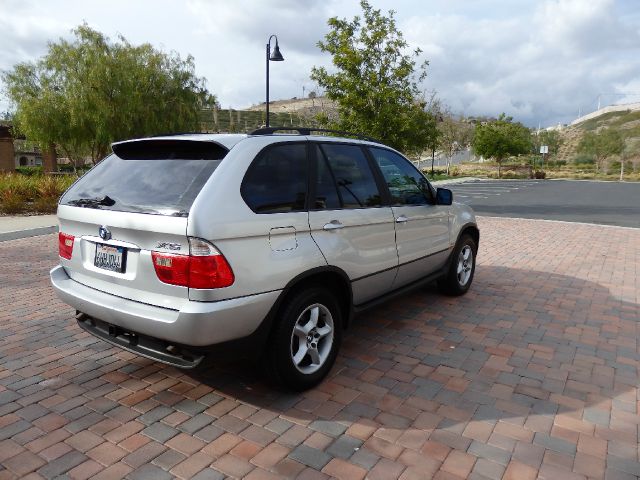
{"left": 179, "top": 264, "right": 638, "bottom": 443}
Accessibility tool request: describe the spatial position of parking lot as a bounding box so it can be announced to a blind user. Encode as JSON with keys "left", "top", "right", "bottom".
{"left": 448, "top": 180, "right": 640, "bottom": 228}
{"left": 1, "top": 216, "right": 639, "bottom": 480}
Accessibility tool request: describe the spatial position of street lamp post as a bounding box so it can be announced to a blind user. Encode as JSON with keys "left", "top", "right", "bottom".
{"left": 266, "top": 35, "right": 284, "bottom": 128}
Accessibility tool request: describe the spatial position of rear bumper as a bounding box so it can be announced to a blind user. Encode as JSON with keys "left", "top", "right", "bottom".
{"left": 76, "top": 313, "right": 205, "bottom": 368}
{"left": 50, "top": 265, "right": 280, "bottom": 347}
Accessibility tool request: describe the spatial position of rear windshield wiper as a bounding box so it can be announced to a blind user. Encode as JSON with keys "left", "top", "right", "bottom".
{"left": 67, "top": 195, "right": 116, "bottom": 208}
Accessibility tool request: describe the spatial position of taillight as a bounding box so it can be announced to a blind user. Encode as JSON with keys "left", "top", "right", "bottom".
{"left": 58, "top": 232, "right": 75, "bottom": 259}
{"left": 151, "top": 238, "right": 234, "bottom": 289}
{"left": 151, "top": 252, "right": 189, "bottom": 286}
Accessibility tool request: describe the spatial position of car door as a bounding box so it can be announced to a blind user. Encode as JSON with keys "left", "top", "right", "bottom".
{"left": 368, "top": 147, "right": 451, "bottom": 288}
{"left": 308, "top": 143, "right": 398, "bottom": 305}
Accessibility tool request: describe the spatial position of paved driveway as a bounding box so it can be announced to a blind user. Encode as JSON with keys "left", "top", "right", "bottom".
{"left": 1, "top": 217, "right": 639, "bottom": 480}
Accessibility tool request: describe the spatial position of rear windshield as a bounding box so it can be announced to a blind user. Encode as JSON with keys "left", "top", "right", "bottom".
{"left": 60, "top": 140, "right": 227, "bottom": 217}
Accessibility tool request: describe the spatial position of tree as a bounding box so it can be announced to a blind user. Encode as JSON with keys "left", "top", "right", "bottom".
{"left": 311, "top": 0, "right": 432, "bottom": 153}
{"left": 577, "top": 128, "right": 624, "bottom": 173}
{"left": 421, "top": 112, "right": 440, "bottom": 176}
{"left": 404, "top": 92, "right": 440, "bottom": 174}
{"left": 532, "top": 129, "right": 562, "bottom": 156}
{"left": 472, "top": 114, "right": 532, "bottom": 178}
{"left": 439, "top": 113, "right": 474, "bottom": 175}
{"left": 2, "top": 24, "right": 215, "bottom": 166}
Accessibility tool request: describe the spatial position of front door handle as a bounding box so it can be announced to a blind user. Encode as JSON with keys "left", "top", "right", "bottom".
{"left": 396, "top": 215, "right": 409, "bottom": 223}
{"left": 323, "top": 220, "right": 344, "bottom": 231}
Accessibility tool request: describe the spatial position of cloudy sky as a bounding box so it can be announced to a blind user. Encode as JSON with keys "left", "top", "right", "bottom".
{"left": 1, "top": 0, "right": 639, "bottom": 127}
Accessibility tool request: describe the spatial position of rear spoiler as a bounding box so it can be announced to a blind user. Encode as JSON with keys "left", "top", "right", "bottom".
{"left": 111, "top": 139, "right": 228, "bottom": 160}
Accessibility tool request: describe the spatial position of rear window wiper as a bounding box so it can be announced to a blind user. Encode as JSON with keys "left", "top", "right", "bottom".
{"left": 67, "top": 195, "right": 116, "bottom": 208}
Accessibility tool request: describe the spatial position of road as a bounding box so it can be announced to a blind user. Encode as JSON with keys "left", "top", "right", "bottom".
{"left": 446, "top": 179, "right": 640, "bottom": 228}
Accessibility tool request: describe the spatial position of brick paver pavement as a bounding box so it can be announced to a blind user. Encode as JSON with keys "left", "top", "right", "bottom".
{"left": 1, "top": 216, "right": 639, "bottom": 479}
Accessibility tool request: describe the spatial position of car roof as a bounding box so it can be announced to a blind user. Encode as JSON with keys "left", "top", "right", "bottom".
{"left": 112, "top": 132, "right": 387, "bottom": 152}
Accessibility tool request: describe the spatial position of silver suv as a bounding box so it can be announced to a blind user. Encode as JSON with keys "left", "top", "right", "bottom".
{"left": 50, "top": 128, "right": 478, "bottom": 390}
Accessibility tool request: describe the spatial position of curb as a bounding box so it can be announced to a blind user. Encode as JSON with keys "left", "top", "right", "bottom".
{"left": 0, "top": 226, "right": 58, "bottom": 242}
{"left": 477, "top": 215, "right": 640, "bottom": 231}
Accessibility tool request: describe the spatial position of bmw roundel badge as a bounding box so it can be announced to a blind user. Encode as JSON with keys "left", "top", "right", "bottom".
{"left": 98, "top": 225, "right": 111, "bottom": 241}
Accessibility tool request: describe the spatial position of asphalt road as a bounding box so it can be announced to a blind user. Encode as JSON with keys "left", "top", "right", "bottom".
{"left": 447, "top": 179, "right": 640, "bottom": 228}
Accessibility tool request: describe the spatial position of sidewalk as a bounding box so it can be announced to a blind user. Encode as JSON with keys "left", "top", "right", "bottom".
{"left": 0, "top": 214, "right": 58, "bottom": 242}
{"left": 431, "top": 176, "right": 479, "bottom": 186}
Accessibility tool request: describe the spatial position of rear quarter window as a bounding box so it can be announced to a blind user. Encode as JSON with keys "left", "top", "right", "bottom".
{"left": 241, "top": 143, "right": 309, "bottom": 214}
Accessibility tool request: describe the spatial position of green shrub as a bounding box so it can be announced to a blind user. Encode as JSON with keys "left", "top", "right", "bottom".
{"left": 15, "top": 166, "right": 44, "bottom": 176}
{"left": 501, "top": 171, "right": 529, "bottom": 179}
{"left": 36, "top": 176, "right": 68, "bottom": 198}
{"left": 0, "top": 188, "right": 26, "bottom": 214}
{"left": 33, "top": 196, "right": 59, "bottom": 213}
{"left": 573, "top": 155, "right": 595, "bottom": 165}
{"left": 58, "top": 163, "right": 92, "bottom": 173}
{"left": 610, "top": 160, "right": 633, "bottom": 171}
{"left": 0, "top": 174, "right": 38, "bottom": 201}
{"left": 0, "top": 173, "right": 76, "bottom": 214}
{"left": 544, "top": 160, "right": 566, "bottom": 167}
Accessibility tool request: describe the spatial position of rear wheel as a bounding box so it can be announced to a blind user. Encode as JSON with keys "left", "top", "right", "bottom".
{"left": 267, "top": 287, "right": 342, "bottom": 391}
{"left": 440, "top": 235, "right": 477, "bottom": 296}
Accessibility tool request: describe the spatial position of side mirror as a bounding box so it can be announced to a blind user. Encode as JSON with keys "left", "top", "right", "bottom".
{"left": 436, "top": 188, "right": 453, "bottom": 205}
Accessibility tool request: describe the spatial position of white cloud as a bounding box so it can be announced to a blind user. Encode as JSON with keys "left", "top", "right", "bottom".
{"left": 403, "top": 0, "right": 640, "bottom": 125}
{"left": 0, "top": 0, "right": 638, "bottom": 126}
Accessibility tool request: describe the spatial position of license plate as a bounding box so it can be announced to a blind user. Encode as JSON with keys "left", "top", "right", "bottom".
{"left": 94, "top": 243, "right": 126, "bottom": 273}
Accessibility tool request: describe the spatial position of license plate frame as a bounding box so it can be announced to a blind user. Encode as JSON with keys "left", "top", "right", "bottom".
{"left": 94, "top": 243, "right": 127, "bottom": 273}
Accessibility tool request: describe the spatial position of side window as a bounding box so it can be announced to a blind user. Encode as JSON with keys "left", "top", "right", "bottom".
{"left": 241, "top": 143, "right": 308, "bottom": 213}
{"left": 320, "top": 144, "right": 381, "bottom": 209}
{"left": 311, "top": 145, "right": 341, "bottom": 210}
{"left": 370, "top": 147, "right": 432, "bottom": 205}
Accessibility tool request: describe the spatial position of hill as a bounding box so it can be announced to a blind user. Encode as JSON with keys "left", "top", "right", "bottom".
{"left": 198, "top": 97, "right": 338, "bottom": 133}
{"left": 556, "top": 106, "right": 640, "bottom": 164}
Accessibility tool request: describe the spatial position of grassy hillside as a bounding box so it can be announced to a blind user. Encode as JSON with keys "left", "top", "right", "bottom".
{"left": 557, "top": 109, "right": 640, "bottom": 165}
{"left": 198, "top": 108, "right": 314, "bottom": 133}
{"left": 579, "top": 109, "right": 640, "bottom": 133}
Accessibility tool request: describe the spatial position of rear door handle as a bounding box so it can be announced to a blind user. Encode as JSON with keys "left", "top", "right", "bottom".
{"left": 396, "top": 215, "right": 409, "bottom": 223}
{"left": 323, "top": 220, "right": 344, "bottom": 231}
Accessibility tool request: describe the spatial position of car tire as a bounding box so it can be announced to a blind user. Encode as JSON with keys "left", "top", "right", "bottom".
{"left": 267, "top": 286, "right": 342, "bottom": 391}
{"left": 439, "top": 235, "right": 477, "bottom": 296}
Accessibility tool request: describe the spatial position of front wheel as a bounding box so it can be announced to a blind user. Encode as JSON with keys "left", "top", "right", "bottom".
{"left": 267, "top": 287, "right": 342, "bottom": 391}
{"left": 439, "top": 235, "right": 477, "bottom": 296}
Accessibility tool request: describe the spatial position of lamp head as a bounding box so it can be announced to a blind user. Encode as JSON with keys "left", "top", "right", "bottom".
{"left": 270, "top": 41, "right": 284, "bottom": 61}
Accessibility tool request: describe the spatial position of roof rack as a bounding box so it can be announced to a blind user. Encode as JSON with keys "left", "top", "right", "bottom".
{"left": 249, "top": 127, "right": 382, "bottom": 144}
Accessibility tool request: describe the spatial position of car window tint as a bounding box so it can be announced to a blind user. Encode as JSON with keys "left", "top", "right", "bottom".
{"left": 370, "top": 147, "right": 431, "bottom": 205}
{"left": 60, "top": 141, "right": 226, "bottom": 217}
{"left": 311, "top": 145, "right": 341, "bottom": 210}
{"left": 241, "top": 143, "right": 308, "bottom": 214}
{"left": 320, "top": 144, "right": 381, "bottom": 209}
